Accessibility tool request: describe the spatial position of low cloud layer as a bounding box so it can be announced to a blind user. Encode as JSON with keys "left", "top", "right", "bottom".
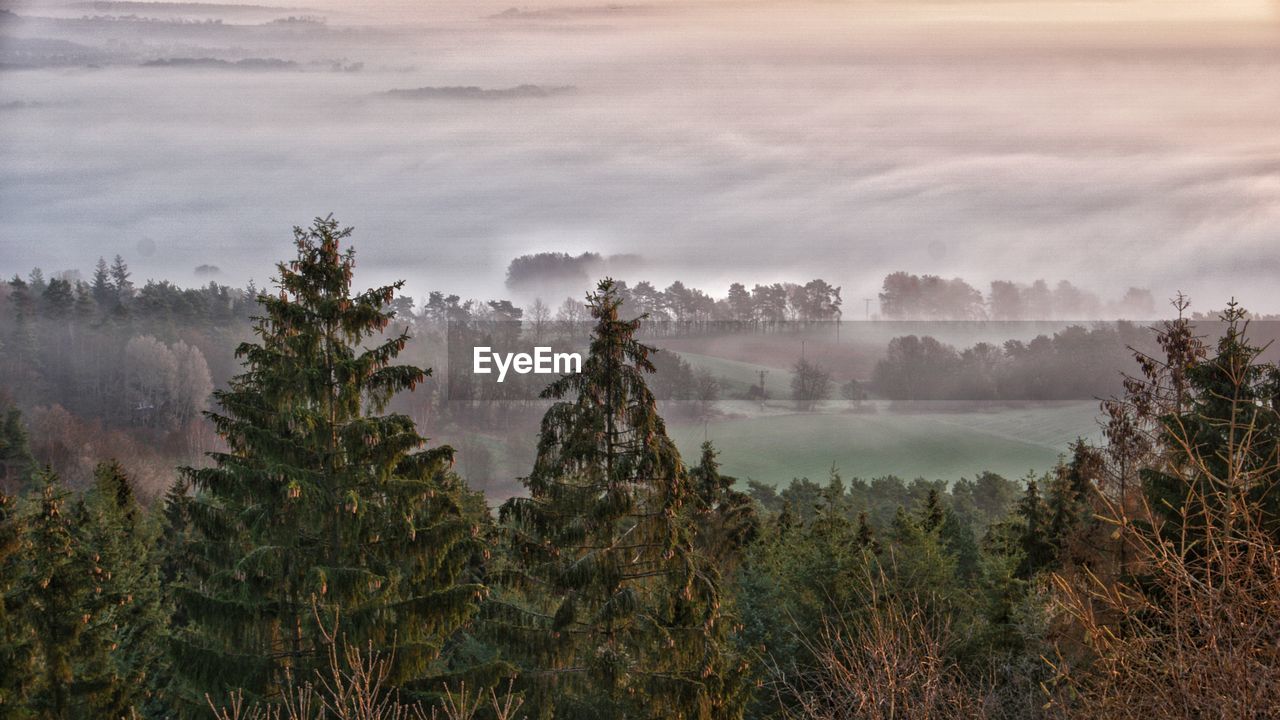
{"left": 1, "top": 0, "right": 1278, "bottom": 311}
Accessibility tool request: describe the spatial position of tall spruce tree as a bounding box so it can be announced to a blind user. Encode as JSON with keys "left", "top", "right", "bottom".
{"left": 0, "top": 408, "right": 35, "bottom": 495}
{"left": 157, "top": 478, "right": 192, "bottom": 613}
{"left": 689, "top": 442, "right": 758, "bottom": 576}
{"left": 90, "top": 258, "right": 114, "bottom": 310}
{"left": 171, "top": 217, "right": 484, "bottom": 710}
{"left": 1043, "top": 442, "right": 1103, "bottom": 569}
{"left": 77, "top": 461, "right": 165, "bottom": 718}
{"left": 685, "top": 443, "right": 756, "bottom": 720}
{"left": 1014, "top": 478, "right": 1054, "bottom": 578}
{"left": 497, "top": 279, "right": 739, "bottom": 720}
{"left": 108, "top": 256, "right": 132, "bottom": 302}
{"left": 919, "top": 488, "right": 946, "bottom": 533}
{"left": 10, "top": 470, "right": 103, "bottom": 720}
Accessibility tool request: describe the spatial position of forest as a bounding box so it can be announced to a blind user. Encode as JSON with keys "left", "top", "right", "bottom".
{"left": 4, "top": 233, "right": 1205, "bottom": 499}
{"left": 1, "top": 218, "right": 1279, "bottom": 719}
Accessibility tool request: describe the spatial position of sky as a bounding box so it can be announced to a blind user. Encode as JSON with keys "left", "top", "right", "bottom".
{"left": 1, "top": 0, "right": 1279, "bottom": 312}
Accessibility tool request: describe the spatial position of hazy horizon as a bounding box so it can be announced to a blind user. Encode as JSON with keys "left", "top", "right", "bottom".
{"left": 2, "top": 0, "right": 1279, "bottom": 312}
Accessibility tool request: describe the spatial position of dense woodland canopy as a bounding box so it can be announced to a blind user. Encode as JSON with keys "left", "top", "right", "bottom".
{"left": 1, "top": 220, "right": 1279, "bottom": 719}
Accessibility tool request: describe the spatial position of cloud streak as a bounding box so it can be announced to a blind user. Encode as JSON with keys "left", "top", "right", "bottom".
{"left": 1, "top": 0, "right": 1278, "bottom": 311}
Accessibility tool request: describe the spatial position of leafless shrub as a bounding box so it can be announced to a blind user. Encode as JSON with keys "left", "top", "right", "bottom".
{"left": 1048, "top": 304, "right": 1280, "bottom": 719}
{"left": 1049, "top": 449, "right": 1280, "bottom": 716}
{"left": 207, "top": 641, "right": 426, "bottom": 720}
{"left": 209, "top": 655, "right": 525, "bottom": 720}
{"left": 210, "top": 609, "right": 523, "bottom": 720}
{"left": 768, "top": 572, "right": 992, "bottom": 720}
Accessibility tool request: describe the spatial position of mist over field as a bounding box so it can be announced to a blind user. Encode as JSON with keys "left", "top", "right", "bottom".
{"left": 8, "top": 4, "right": 1280, "bottom": 718}
{"left": 2, "top": 0, "right": 1279, "bottom": 309}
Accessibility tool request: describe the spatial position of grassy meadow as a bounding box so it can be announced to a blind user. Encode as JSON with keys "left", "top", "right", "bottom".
{"left": 669, "top": 401, "right": 1102, "bottom": 485}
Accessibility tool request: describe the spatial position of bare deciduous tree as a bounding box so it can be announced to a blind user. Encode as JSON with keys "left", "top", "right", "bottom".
{"left": 769, "top": 569, "right": 994, "bottom": 720}
{"left": 1048, "top": 301, "right": 1280, "bottom": 719}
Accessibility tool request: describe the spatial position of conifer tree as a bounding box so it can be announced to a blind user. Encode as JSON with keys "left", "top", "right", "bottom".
{"left": 1042, "top": 442, "right": 1103, "bottom": 568}
{"left": 77, "top": 461, "right": 165, "bottom": 718}
{"left": 1141, "top": 302, "right": 1280, "bottom": 555}
{"left": 1014, "top": 479, "right": 1054, "bottom": 577}
{"left": 71, "top": 284, "right": 95, "bottom": 335}
{"left": 157, "top": 478, "right": 192, "bottom": 595}
{"left": 41, "top": 279, "right": 74, "bottom": 320}
{"left": 854, "top": 511, "right": 880, "bottom": 554}
{"left": 809, "top": 466, "right": 851, "bottom": 543}
{"left": 108, "top": 256, "right": 132, "bottom": 302}
{"left": 171, "top": 217, "right": 485, "bottom": 711}
{"left": 689, "top": 442, "right": 758, "bottom": 575}
{"left": 919, "top": 487, "right": 946, "bottom": 533}
{"left": 0, "top": 408, "right": 35, "bottom": 495}
{"left": 12, "top": 470, "right": 98, "bottom": 719}
{"left": 0, "top": 412, "right": 35, "bottom": 715}
{"left": 497, "top": 279, "right": 739, "bottom": 720}
{"left": 90, "top": 258, "right": 114, "bottom": 310}
{"left": 887, "top": 506, "right": 961, "bottom": 621}
{"left": 25, "top": 270, "right": 45, "bottom": 297}
{"left": 684, "top": 443, "right": 756, "bottom": 720}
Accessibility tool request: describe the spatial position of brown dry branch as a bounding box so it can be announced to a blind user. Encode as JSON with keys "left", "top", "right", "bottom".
{"left": 767, "top": 569, "right": 993, "bottom": 720}
{"left": 1049, "top": 310, "right": 1280, "bottom": 719}
{"left": 208, "top": 653, "right": 525, "bottom": 720}
{"left": 210, "top": 607, "right": 523, "bottom": 720}
{"left": 1050, "top": 482, "right": 1280, "bottom": 717}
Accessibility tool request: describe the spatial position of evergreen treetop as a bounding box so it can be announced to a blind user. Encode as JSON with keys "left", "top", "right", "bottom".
{"left": 498, "top": 279, "right": 742, "bottom": 720}
{"left": 171, "top": 217, "right": 485, "bottom": 710}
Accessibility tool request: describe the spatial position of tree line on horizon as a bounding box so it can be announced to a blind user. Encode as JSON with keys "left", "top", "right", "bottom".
{"left": 505, "top": 251, "right": 1178, "bottom": 323}
{"left": 877, "top": 271, "right": 1159, "bottom": 321}
{"left": 6, "top": 250, "right": 1276, "bottom": 503}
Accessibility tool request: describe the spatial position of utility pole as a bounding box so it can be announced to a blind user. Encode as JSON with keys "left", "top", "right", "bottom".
{"left": 864, "top": 298, "right": 872, "bottom": 320}
{"left": 757, "top": 369, "right": 768, "bottom": 411}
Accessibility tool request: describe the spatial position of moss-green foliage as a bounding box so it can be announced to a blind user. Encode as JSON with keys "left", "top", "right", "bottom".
{"left": 496, "top": 280, "right": 749, "bottom": 720}
{"left": 0, "top": 408, "right": 35, "bottom": 495}
{"left": 0, "top": 464, "right": 162, "bottom": 720}
{"left": 80, "top": 461, "right": 167, "bottom": 718}
{"left": 737, "top": 466, "right": 1061, "bottom": 719}
{"left": 169, "top": 217, "right": 486, "bottom": 711}
{"left": 11, "top": 471, "right": 88, "bottom": 720}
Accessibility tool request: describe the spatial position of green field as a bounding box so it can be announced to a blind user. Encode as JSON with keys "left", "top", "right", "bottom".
{"left": 669, "top": 402, "right": 1101, "bottom": 486}
{"left": 671, "top": 351, "right": 795, "bottom": 396}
